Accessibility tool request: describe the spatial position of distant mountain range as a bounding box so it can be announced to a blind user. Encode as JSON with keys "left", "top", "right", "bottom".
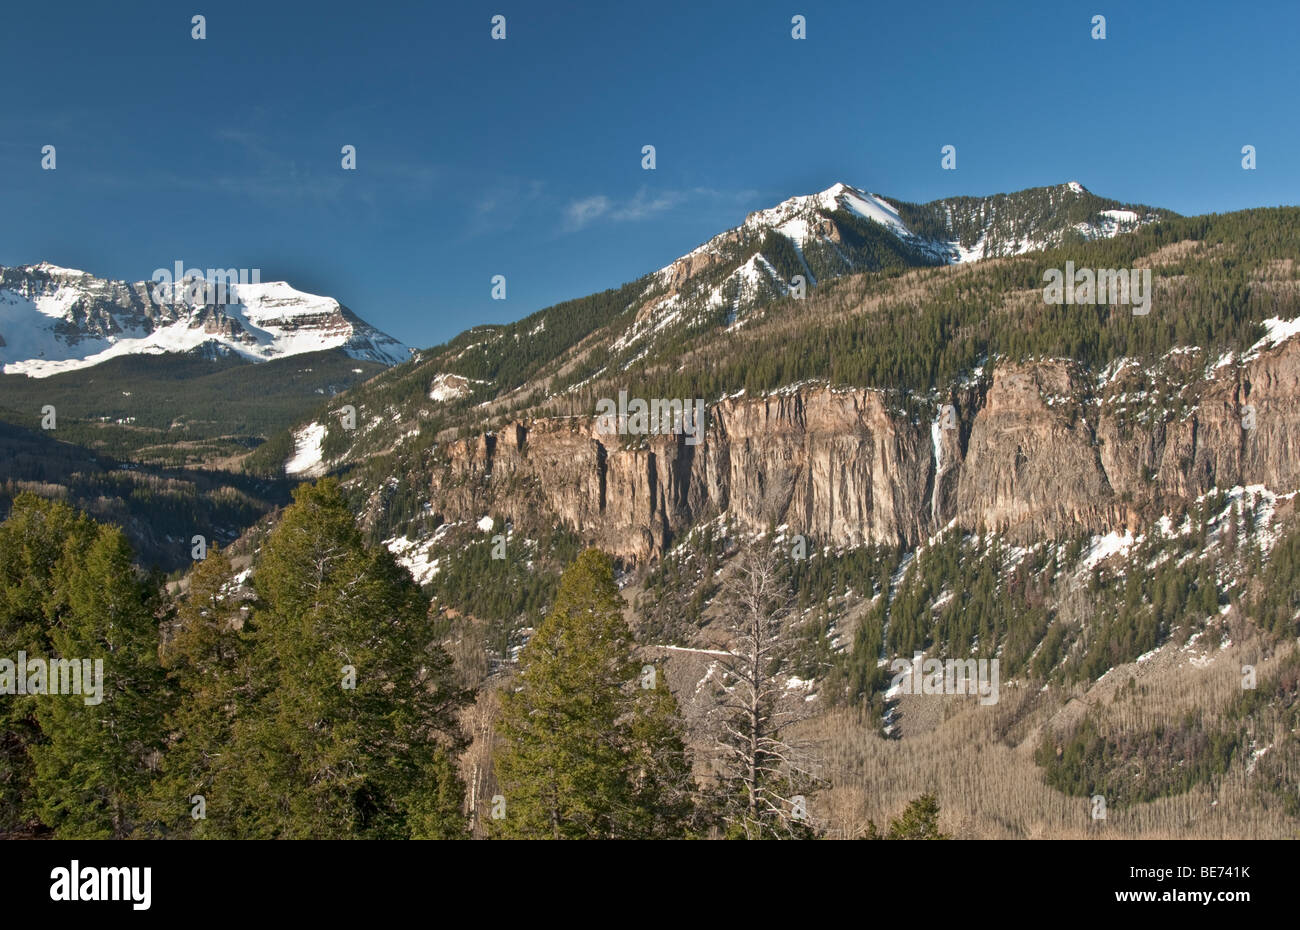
{"left": 0, "top": 179, "right": 1264, "bottom": 572}
{"left": 0, "top": 182, "right": 1166, "bottom": 382}
{"left": 0, "top": 263, "right": 411, "bottom": 378}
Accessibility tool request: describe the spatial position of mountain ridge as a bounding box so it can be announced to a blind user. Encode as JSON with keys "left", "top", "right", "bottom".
{"left": 248, "top": 199, "right": 1300, "bottom": 574}
{"left": 613, "top": 181, "right": 1171, "bottom": 358}
{"left": 0, "top": 263, "right": 412, "bottom": 378}
{"left": 244, "top": 179, "right": 1181, "bottom": 479}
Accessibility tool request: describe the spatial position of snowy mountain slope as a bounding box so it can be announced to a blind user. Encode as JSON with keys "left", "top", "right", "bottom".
{"left": 250, "top": 179, "right": 1181, "bottom": 478}
{"left": 622, "top": 181, "right": 1171, "bottom": 355}
{"left": 0, "top": 263, "right": 411, "bottom": 377}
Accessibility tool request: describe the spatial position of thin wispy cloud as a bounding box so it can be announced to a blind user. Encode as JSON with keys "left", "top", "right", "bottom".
{"left": 562, "top": 188, "right": 684, "bottom": 231}
{"left": 564, "top": 195, "right": 613, "bottom": 231}
{"left": 609, "top": 189, "right": 686, "bottom": 221}
{"left": 562, "top": 186, "right": 759, "bottom": 232}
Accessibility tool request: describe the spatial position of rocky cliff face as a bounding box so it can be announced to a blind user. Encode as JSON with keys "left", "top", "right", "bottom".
{"left": 429, "top": 335, "right": 1300, "bottom": 562}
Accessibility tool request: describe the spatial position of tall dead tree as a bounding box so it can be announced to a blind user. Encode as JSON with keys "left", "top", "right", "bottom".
{"left": 709, "top": 539, "right": 821, "bottom": 838}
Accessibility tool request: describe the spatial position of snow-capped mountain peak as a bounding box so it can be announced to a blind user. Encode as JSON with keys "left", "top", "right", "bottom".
{"left": 739, "top": 182, "right": 911, "bottom": 244}
{"left": 624, "top": 180, "right": 1172, "bottom": 360}
{"left": 30, "top": 261, "right": 92, "bottom": 278}
{"left": 820, "top": 182, "right": 914, "bottom": 237}
{"left": 0, "top": 264, "right": 412, "bottom": 378}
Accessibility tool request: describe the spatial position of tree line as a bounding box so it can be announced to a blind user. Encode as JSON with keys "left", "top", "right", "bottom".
{"left": 0, "top": 484, "right": 948, "bottom": 839}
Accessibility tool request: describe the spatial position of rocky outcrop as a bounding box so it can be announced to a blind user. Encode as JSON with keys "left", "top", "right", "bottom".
{"left": 429, "top": 337, "right": 1300, "bottom": 562}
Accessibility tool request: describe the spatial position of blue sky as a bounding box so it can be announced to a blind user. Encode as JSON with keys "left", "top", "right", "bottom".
{"left": 2, "top": 0, "right": 1295, "bottom": 349}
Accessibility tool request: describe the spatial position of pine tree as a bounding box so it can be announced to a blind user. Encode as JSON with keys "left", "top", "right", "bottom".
{"left": 141, "top": 546, "right": 246, "bottom": 836}
{"left": 0, "top": 495, "right": 97, "bottom": 832}
{"left": 208, "top": 479, "right": 467, "bottom": 838}
{"left": 492, "top": 549, "right": 637, "bottom": 838}
{"left": 892, "top": 794, "right": 951, "bottom": 839}
{"left": 492, "top": 548, "right": 701, "bottom": 838}
{"left": 861, "top": 794, "right": 951, "bottom": 839}
{"left": 28, "top": 522, "right": 172, "bottom": 838}
{"left": 625, "top": 659, "right": 703, "bottom": 838}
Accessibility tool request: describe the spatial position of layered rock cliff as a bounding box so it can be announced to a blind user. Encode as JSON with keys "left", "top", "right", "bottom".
{"left": 428, "top": 334, "right": 1300, "bottom": 562}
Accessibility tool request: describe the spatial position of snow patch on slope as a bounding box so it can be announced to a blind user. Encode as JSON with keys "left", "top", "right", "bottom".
{"left": 285, "top": 421, "right": 327, "bottom": 477}
{"left": 429, "top": 372, "right": 483, "bottom": 402}
{"left": 1082, "top": 530, "right": 1137, "bottom": 570}
{"left": 1246, "top": 317, "right": 1300, "bottom": 357}
{"left": 826, "top": 183, "right": 914, "bottom": 239}
{"left": 384, "top": 534, "right": 442, "bottom": 585}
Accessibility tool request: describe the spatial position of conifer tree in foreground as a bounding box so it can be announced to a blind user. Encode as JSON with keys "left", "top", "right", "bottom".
{"left": 142, "top": 545, "right": 246, "bottom": 836}
{"left": 28, "top": 520, "right": 172, "bottom": 838}
{"left": 625, "top": 659, "right": 703, "bottom": 838}
{"left": 202, "top": 479, "right": 467, "bottom": 838}
{"left": 0, "top": 495, "right": 97, "bottom": 833}
{"left": 492, "top": 548, "right": 699, "bottom": 838}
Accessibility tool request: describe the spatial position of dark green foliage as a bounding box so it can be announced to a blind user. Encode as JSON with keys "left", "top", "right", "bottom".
{"left": 848, "top": 519, "right": 1243, "bottom": 700}
{"left": 893, "top": 184, "right": 1172, "bottom": 250}
{"left": 26, "top": 515, "right": 173, "bottom": 837}
{"left": 428, "top": 521, "right": 583, "bottom": 658}
{"left": 862, "top": 793, "right": 952, "bottom": 839}
{"left": 0, "top": 495, "right": 97, "bottom": 833}
{"left": 0, "top": 418, "right": 291, "bottom": 572}
{"left": 1037, "top": 656, "right": 1300, "bottom": 811}
{"left": 625, "top": 660, "right": 705, "bottom": 839}
{"left": 0, "top": 495, "right": 173, "bottom": 838}
{"left": 1252, "top": 515, "right": 1300, "bottom": 637}
{"left": 757, "top": 230, "right": 807, "bottom": 286}
{"left": 1036, "top": 713, "right": 1239, "bottom": 808}
{"left": 142, "top": 546, "right": 245, "bottom": 837}
{"left": 884, "top": 532, "right": 1050, "bottom": 674}
{"left": 492, "top": 549, "right": 700, "bottom": 839}
{"left": 789, "top": 542, "right": 899, "bottom": 610}
{"left": 0, "top": 349, "right": 382, "bottom": 466}
{"left": 825, "top": 598, "right": 888, "bottom": 715}
{"left": 446, "top": 280, "right": 650, "bottom": 393}
{"left": 792, "top": 543, "right": 899, "bottom": 709}
{"left": 600, "top": 209, "right": 1300, "bottom": 409}
{"left": 199, "top": 479, "right": 468, "bottom": 839}
{"left": 818, "top": 209, "right": 944, "bottom": 274}
{"left": 1067, "top": 536, "right": 1220, "bottom": 684}
{"left": 636, "top": 522, "right": 727, "bottom": 644}
{"left": 0, "top": 483, "right": 472, "bottom": 839}
{"left": 1031, "top": 622, "right": 1069, "bottom": 682}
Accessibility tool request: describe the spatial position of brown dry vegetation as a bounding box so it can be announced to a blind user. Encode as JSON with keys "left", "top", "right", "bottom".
{"left": 792, "top": 632, "right": 1299, "bottom": 839}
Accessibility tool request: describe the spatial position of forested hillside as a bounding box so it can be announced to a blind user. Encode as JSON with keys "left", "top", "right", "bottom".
{"left": 5, "top": 191, "right": 1300, "bottom": 840}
